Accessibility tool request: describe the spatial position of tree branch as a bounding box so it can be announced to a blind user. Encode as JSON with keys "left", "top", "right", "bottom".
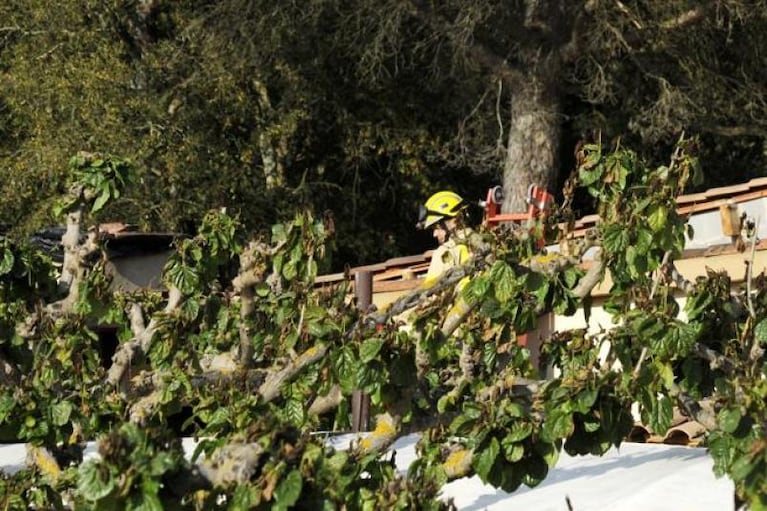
{"left": 107, "top": 286, "right": 184, "bottom": 387}
{"left": 258, "top": 344, "right": 328, "bottom": 403}
{"left": 405, "top": 0, "right": 525, "bottom": 87}
{"left": 308, "top": 384, "right": 343, "bottom": 416}
{"left": 0, "top": 351, "right": 21, "bottom": 386}
{"left": 691, "top": 343, "right": 738, "bottom": 373}
{"left": 659, "top": 7, "right": 705, "bottom": 30}
{"left": 669, "top": 383, "right": 718, "bottom": 431}
{"left": 233, "top": 238, "right": 288, "bottom": 366}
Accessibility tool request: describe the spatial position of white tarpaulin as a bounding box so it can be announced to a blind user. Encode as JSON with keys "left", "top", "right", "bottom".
{"left": 328, "top": 434, "right": 734, "bottom": 511}
{"left": 2, "top": 436, "right": 733, "bottom": 510}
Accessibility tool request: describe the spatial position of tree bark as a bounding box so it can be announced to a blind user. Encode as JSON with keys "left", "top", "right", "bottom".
{"left": 502, "top": 64, "right": 561, "bottom": 214}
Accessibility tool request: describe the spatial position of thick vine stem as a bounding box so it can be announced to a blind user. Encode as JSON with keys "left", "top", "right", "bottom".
{"left": 691, "top": 342, "right": 738, "bottom": 373}
{"left": 127, "top": 344, "right": 329, "bottom": 424}
{"left": 258, "top": 344, "right": 328, "bottom": 403}
{"left": 308, "top": 385, "right": 343, "bottom": 416}
{"left": 195, "top": 442, "right": 265, "bottom": 487}
{"left": 476, "top": 372, "right": 541, "bottom": 402}
{"left": 571, "top": 249, "right": 605, "bottom": 298}
{"left": 0, "top": 351, "right": 21, "bottom": 386}
{"left": 48, "top": 196, "right": 102, "bottom": 315}
{"left": 355, "top": 412, "right": 400, "bottom": 453}
{"left": 107, "top": 286, "right": 183, "bottom": 388}
{"left": 442, "top": 446, "right": 475, "bottom": 479}
{"left": 441, "top": 297, "right": 476, "bottom": 339}
{"left": 58, "top": 207, "right": 84, "bottom": 293}
{"left": 25, "top": 445, "right": 62, "bottom": 482}
{"left": 233, "top": 238, "right": 288, "bottom": 367}
{"left": 668, "top": 262, "right": 696, "bottom": 294}
{"left": 669, "top": 383, "right": 718, "bottom": 431}
{"left": 369, "top": 259, "right": 482, "bottom": 326}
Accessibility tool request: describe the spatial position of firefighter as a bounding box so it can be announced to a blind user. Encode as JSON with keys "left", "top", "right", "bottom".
{"left": 416, "top": 190, "right": 474, "bottom": 289}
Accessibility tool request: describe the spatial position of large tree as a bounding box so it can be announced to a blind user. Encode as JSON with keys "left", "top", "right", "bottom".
{"left": 2, "top": 1, "right": 766, "bottom": 266}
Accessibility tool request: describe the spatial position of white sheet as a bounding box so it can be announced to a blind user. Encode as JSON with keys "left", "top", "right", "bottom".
{"left": 2, "top": 436, "right": 733, "bottom": 510}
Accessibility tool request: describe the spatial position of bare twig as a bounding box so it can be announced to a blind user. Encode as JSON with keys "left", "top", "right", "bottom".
{"left": 650, "top": 251, "right": 671, "bottom": 300}
{"left": 659, "top": 7, "right": 705, "bottom": 29}
{"left": 746, "top": 218, "right": 759, "bottom": 319}
{"left": 632, "top": 347, "right": 648, "bottom": 377}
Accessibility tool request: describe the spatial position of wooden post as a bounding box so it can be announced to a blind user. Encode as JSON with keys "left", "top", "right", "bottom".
{"left": 352, "top": 270, "right": 372, "bottom": 432}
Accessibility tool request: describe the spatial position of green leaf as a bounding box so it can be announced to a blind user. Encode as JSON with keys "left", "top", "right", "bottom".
{"left": 0, "top": 393, "right": 16, "bottom": 422}
{"left": 648, "top": 206, "right": 668, "bottom": 233}
{"left": 167, "top": 263, "right": 199, "bottom": 294}
{"left": 574, "top": 388, "right": 599, "bottom": 414}
{"left": 448, "top": 414, "right": 475, "bottom": 435}
{"left": 92, "top": 190, "right": 110, "bottom": 213}
{"left": 463, "top": 275, "right": 488, "bottom": 301}
{"left": 658, "top": 362, "right": 675, "bottom": 391}
{"left": 755, "top": 319, "right": 767, "bottom": 345}
{"left": 521, "top": 455, "right": 549, "bottom": 488}
{"left": 578, "top": 162, "right": 604, "bottom": 186}
{"left": 533, "top": 280, "right": 550, "bottom": 305}
{"left": 0, "top": 248, "right": 14, "bottom": 275}
{"left": 149, "top": 452, "right": 177, "bottom": 477}
{"left": 284, "top": 397, "right": 306, "bottom": 425}
{"left": 643, "top": 394, "right": 673, "bottom": 434}
{"left": 625, "top": 245, "right": 647, "bottom": 278}
{"left": 51, "top": 401, "right": 73, "bottom": 427}
{"left": 717, "top": 407, "right": 742, "bottom": 434}
{"left": 492, "top": 262, "right": 516, "bottom": 302}
{"left": 473, "top": 437, "right": 500, "bottom": 481}
{"left": 707, "top": 432, "right": 733, "bottom": 477}
{"left": 333, "top": 346, "right": 358, "bottom": 393}
{"left": 326, "top": 451, "right": 349, "bottom": 473}
{"left": 542, "top": 409, "right": 574, "bottom": 442}
{"left": 482, "top": 341, "right": 497, "bottom": 370}
{"left": 602, "top": 224, "right": 629, "bottom": 253}
{"left": 506, "top": 421, "right": 533, "bottom": 443}
{"left": 360, "top": 338, "right": 384, "bottom": 363}
{"left": 502, "top": 440, "right": 525, "bottom": 463}
{"left": 129, "top": 489, "right": 163, "bottom": 511}
{"left": 537, "top": 440, "right": 561, "bottom": 468}
{"left": 562, "top": 267, "right": 581, "bottom": 289}
{"left": 437, "top": 394, "right": 454, "bottom": 414}
{"left": 729, "top": 455, "right": 755, "bottom": 482}
{"left": 504, "top": 402, "right": 526, "bottom": 418}
{"left": 582, "top": 417, "right": 601, "bottom": 433}
{"left": 274, "top": 469, "right": 303, "bottom": 507}
{"left": 78, "top": 461, "right": 116, "bottom": 501}
{"left": 282, "top": 260, "right": 298, "bottom": 281}
{"left": 635, "top": 228, "right": 655, "bottom": 252}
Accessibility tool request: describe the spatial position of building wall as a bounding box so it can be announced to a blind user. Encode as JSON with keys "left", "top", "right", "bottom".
{"left": 105, "top": 251, "right": 173, "bottom": 292}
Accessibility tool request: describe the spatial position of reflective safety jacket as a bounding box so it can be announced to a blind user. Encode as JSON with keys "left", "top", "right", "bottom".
{"left": 423, "top": 228, "right": 473, "bottom": 290}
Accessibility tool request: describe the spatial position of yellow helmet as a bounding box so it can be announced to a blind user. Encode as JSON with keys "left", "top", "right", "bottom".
{"left": 417, "top": 191, "right": 467, "bottom": 229}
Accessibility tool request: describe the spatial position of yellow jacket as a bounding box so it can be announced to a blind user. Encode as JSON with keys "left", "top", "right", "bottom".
{"left": 423, "top": 229, "right": 473, "bottom": 290}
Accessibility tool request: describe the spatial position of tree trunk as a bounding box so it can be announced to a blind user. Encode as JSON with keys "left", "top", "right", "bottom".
{"left": 501, "top": 64, "right": 561, "bottom": 214}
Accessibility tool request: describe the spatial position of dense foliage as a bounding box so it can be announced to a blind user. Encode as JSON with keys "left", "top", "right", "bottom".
{"left": 1, "top": 1, "right": 766, "bottom": 265}
{"left": 1, "top": 141, "right": 766, "bottom": 509}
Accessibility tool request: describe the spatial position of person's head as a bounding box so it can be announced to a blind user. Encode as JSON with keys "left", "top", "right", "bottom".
{"left": 416, "top": 191, "right": 467, "bottom": 243}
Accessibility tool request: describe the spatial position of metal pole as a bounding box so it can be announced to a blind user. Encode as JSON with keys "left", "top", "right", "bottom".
{"left": 352, "top": 270, "right": 372, "bottom": 432}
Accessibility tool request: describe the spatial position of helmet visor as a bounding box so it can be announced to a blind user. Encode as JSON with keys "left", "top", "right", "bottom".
{"left": 417, "top": 205, "right": 450, "bottom": 230}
